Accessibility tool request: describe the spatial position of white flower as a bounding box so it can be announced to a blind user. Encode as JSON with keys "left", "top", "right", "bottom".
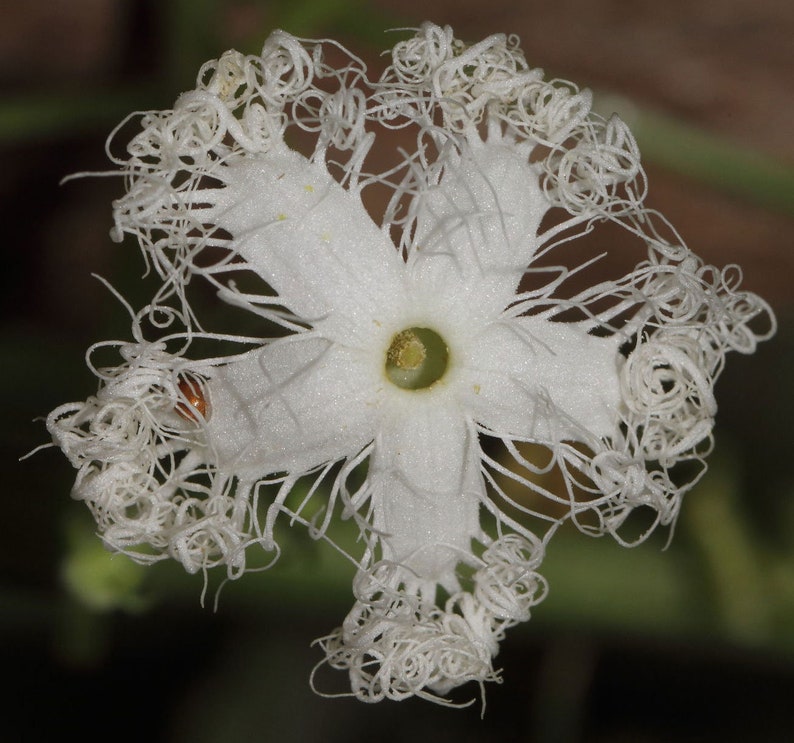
{"left": 47, "top": 24, "right": 774, "bottom": 704}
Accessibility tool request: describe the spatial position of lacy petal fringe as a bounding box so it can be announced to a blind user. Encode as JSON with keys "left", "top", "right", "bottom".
{"left": 47, "top": 23, "right": 774, "bottom": 705}
{"left": 314, "top": 534, "right": 547, "bottom": 705}
{"left": 46, "top": 340, "right": 254, "bottom": 575}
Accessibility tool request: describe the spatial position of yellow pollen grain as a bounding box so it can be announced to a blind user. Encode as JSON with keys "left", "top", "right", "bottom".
{"left": 387, "top": 329, "right": 426, "bottom": 371}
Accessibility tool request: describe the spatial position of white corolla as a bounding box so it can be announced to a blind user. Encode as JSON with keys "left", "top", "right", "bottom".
{"left": 47, "top": 24, "right": 773, "bottom": 704}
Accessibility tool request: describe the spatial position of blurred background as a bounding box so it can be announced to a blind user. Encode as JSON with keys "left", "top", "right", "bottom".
{"left": 3, "top": 1, "right": 793, "bottom": 740}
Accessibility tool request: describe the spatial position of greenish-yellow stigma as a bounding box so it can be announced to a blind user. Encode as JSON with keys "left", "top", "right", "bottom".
{"left": 385, "top": 327, "right": 449, "bottom": 390}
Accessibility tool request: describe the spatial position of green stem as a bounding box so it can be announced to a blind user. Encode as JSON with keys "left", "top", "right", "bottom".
{"left": 598, "top": 94, "right": 794, "bottom": 215}
{"left": 0, "top": 85, "right": 158, "bottom": 143}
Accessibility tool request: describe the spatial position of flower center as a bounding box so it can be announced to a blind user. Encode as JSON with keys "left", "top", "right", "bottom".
{"left": 385, "top": 327, "right": 449, "bottom": 390}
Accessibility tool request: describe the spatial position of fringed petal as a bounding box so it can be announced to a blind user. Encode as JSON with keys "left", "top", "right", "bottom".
{"left": 369, "top": 394, "right": 484, "bottom": 587}
{"left": 460, "top": 316, "right": 624, "bottom": 443}
{"left": 204, "top": 334, "right": 382, "bottom": 478}
{"left": 196, "top": 147, "right": 406, "bottom": 342}
{"left": 408, "top": 138, "right": 547, "bottom": 322}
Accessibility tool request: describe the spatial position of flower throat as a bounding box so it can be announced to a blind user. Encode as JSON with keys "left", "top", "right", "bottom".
{"left": 385, "top": 327, "right": 449, "bottom": 390}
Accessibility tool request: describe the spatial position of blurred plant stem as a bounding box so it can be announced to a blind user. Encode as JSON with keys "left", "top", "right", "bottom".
{"left": 597, "top": 94, "right": 794, "bottom": 216}
{"left": 685, "top": 448, "right": 794, "bottom": 646}
{"left": 0, "top": 86, "right": 159, "bottom": 143}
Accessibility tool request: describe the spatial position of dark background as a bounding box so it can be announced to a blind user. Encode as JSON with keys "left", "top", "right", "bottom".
{"left": 3, "top": 1, "right": 793, "bottom": 740}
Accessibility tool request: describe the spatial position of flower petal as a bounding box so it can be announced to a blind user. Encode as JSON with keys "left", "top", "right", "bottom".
{"left": 409, "top": 138, "right": 547, "bottom": 321}
{"left": 369, "top": 394, "right": 483, "bottom": 587}
{"left": 203, "top": 335, "right": 381, "bottom": 477}
{"left": 199, "top": 146, "right": 406, "bottom": 341}
{"left": 459, "top": 316, "right": 624, "bottom": 443}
